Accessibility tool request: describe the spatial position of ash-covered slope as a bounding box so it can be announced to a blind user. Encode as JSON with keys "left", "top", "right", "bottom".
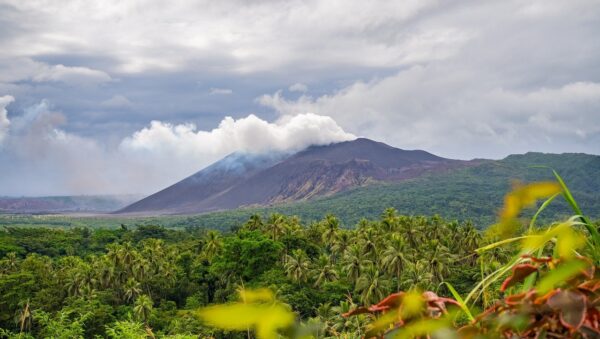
{"left": 117, "top": 152, "right": 286, "bottom": 214}
{"left": 118, "top": 138, "right": 467, "bottom": 214}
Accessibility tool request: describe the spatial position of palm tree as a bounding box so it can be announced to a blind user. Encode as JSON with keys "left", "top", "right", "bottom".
{"left": 244, "top": 213, "right": 263, "bottom": 231}
{"left": 1, "top": 252, "right": 19, "bottom": 273}
{"left": 425, "top": 240, "right": 452, "bottom": 284}
{"left": 312, "top": 254, "right": 339, "bottom": 287}
{"left": 66, "top": 268, "right": 88, "bottom": 297}
{"left": 93, "top": 256, "right": 113, "bottom": 289}
{"left": 106, "top": 244, "right": 121, "bottom": 270}
{"left": 321, "top": 214, "right": 340, "bottom": 248}
{"left": 280, "top": 224, "right": 302, "bottom": 264}
{"left": 381, "top": 208, "right": 399, "bottom": 232}
{"left": 359, "top": 228, "right": 379, "bottom": 261}
{"left": 118, "top": 242, "right": 137, "bottom": 273}
{"left": 381, "top": 235, "right": 408, "bottom": 291}
{"left": 202, "top": 230, "right": 222, "bottom": 261}
{"left": 142, "top": 239, "right": 165, "bottom": 273}
{"left": 331, "top": 299, "right": 364, "bottom": 337}
{"left": 399, "top": 217, "right": 421, "bottom": 249}
{"left": 331, "top": 231, "right": 353, "bottom": 259}
{"left": 134, "top": 294, "right": 153, "bottom": 325}
{"left": 284, "top": 249, "right": 310, "bottom": 283}
{"left": 402, "top": 259, "right": 434, "bottom": 291}
{"left": 459, "top": 223, "right": 482, "bottom": 265}
{"left": 342, "top": 244, "right": 369, "bottom": 284}
{"left": 355, "top": 265, "right": 390, "bottom": 306}
{"left": 124, "top": 278, "right": 142, "bottom": 303}
{"left": 265, "top": 213, "right": 286, "bottom": 241}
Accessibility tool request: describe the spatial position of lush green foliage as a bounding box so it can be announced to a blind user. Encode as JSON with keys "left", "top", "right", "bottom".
{"left": 1, "top": 167, "right": 599, "bottom": 338}
{"left": 0, "top": 211, "right": 485, "bottom": 337}
{"left": 198, "top": 175, "right": 600, "bottom": 338}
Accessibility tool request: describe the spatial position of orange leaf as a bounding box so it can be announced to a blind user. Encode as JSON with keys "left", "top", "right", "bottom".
{"left": 500, "top": 264, "right": 538, "bottom": 292}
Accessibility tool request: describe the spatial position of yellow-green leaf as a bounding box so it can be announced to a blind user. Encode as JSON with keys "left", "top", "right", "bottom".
{"left": 536, "top": 260, "right": 587, "bottom": 295}
{"left": 239, "top": 288, "right": 274, "bottom": 303}
{"left": 196, "top": 303, "right": 294, "bottom": 339}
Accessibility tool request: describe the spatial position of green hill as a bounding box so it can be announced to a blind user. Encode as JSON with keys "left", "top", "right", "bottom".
{"left": 173, "top": 152, "right": 600, "bottom": 230}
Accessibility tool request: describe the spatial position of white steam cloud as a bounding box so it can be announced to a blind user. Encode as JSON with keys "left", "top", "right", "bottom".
{"left": 0, "top": 103, "right": 354, "bottom": 196}
{"left": 121, "top": 113, "right": 354, "bottom": 156}
{"left": 0, "top": 95, "right": 13, "bottom": 144}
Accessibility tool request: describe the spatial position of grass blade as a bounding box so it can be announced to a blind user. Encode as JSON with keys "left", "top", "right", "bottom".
{"left": 476, "top": 236, "right": 527, "bottom": 254}
{"left": 443, "top": 282, "right": 474, "bottom": 322}
{"left": 552, "top": 170, "right": 600, "bottom": 251}
{"left": 528, "top": 193, "right": 560, "bottom": 231}
{"left": 552, "top": 170, "right": 583, "bottom": 216}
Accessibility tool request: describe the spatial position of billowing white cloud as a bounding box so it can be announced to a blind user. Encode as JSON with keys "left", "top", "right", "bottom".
{"left": 119, "top": 113, "right": 355, "bottom": 181}
{"left": 0, "top": 95, "right": 14, "bottom": 144}
{"left": 0, "top": 102, "right": 354, "bottom": 195}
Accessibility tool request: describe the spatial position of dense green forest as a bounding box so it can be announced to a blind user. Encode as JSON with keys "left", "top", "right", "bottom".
{"left": 1, "top": 172, "right": 599, "bottom": 338}
{"left": 1, "top": 211, "right": 485, "bottom": 338}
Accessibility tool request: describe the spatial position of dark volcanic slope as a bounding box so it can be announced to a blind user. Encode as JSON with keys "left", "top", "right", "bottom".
{"left": 119, "top": 138, "right": 467, "bottom": 214}
{"left": 117, "top": 152, "right": 285, "bottom": 214}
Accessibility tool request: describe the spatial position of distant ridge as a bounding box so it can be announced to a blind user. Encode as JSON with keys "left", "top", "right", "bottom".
{"left": 0, "top": 195, "right": 141, "bottom": 214}
{"left": 117, "top": 138, "right": 468, "bottom": 215}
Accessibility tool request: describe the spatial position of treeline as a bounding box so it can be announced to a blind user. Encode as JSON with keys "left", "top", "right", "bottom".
{"left": 0, "top": 211, "right": 484, "bottom": 338}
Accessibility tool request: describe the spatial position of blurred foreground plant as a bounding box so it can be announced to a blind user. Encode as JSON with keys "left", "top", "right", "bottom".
{"left": 194, "top": 288, "right": 299, "bottom": 339}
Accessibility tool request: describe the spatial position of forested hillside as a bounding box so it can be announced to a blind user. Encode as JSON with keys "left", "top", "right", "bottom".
{"left": 180, "top": 152, "right": 600, "bottom": 230}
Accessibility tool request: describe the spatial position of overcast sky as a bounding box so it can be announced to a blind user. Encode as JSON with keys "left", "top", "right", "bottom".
{"left": 1, "top": 0, "right": 599, "bottom": 196}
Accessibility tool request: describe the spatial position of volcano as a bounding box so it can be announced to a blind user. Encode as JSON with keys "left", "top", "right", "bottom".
{"left": 117, "top": 138, "right": 467, "bottom": 215}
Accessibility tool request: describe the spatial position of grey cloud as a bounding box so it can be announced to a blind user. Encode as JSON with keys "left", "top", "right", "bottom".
{"left": 209, "top": 88, "right": 233, "bottom": 95}
{"left": 101, "top": 95, "right": 133, "bottom": 108}
{"left": 259, "top": 73, "right": 600, "bottom": 159}
{"left": 32, "top": 64, "right": 111, "bottom": 85}
{"left": 0, "top": 57, "right": 112, "bottom": 86}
